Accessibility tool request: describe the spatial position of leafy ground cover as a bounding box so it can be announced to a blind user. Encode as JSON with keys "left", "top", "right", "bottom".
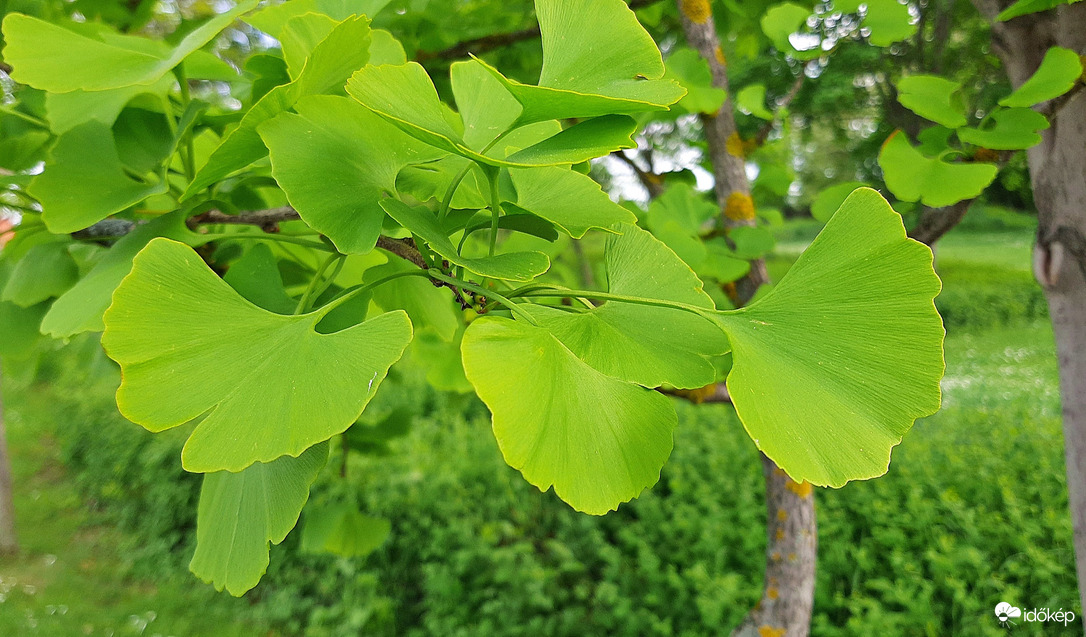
{"left": 0, "top": 218, "right": 1075, "bottom": 636}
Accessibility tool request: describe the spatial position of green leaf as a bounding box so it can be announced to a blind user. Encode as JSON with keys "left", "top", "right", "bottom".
{"left": 473, "top": 0, "right": 685, "bottom": 124}
{"left": 713, "top": 188, "right": 943, "bottom": 487}
{"left": 259, "top": 95, "right": 444, "bottom": 254}
{"left": 450, "top": 59, "right": 522, "bottom": 150}
{"left": 183, "top": 15, "right": 373, "bottom": 199}
{"left": 645, "top": 183, "right": 718, "bottom": 236}
{"left": 2, "top": 242, "right": 78, "bottom": 307}
{"left": 223, "top": 244, "right": 296, "bottom": 315}
{"left": 862, "top": 0, "right": 917, "bottom": 47}
{"left": 280, "top": 12, "right": 338, "bottom": 79}
{"left": 380, "top": 198, "right": 550, "bottom": 282}
{"left": 997, "top": 0, "right": 1082, "bottom": 21}
{"left": 895, "top": 75, "right": 967, "bottom": 128}
{"left": 366, "top": 259, "right": 458, "bottom": 341}
{"left": 41, "top": 211, "right": 203, "bottom": 338}
{"left": 957, "top": 107, "right": 1050, "bottom": 150}
{"left": 43, "top": 74, "right": 175, "bottom": 135}
{"left": 29, "top": 122, "right": 167, "bottom": 233}
{"left": 347, "top": 63, "right": 638, "bottom": 167}
{"left": 760, "top": 3, "right": 811, "bottom": 53}
{"left": 409, "top": 327, "right": 474, "bottom": 393}
{"left": 878, "top": 131, "right": 997, "bottom": 207}
{"left": 663, "top": 48, "right": 728, "bottom": 115}
{"left": 190, "top": 443, "right": 327, "bottom": 596}
{"left": 811, "top": 182, "right": 869, "bottom": 223}
{"left": 508, "top": 166, "right": 636, "bottom": 238}
{"left": 461, "top": 316, "right": 676, "bottom": 514}
{"left": 300, "top": 502, "right": 390, "bottom": 557}
{"left": 102, "top": 238, "right": 413, "bottom": 473}
{"left": 526, "top": 223, "right": 728, "bottom": 389}
{"left": 736, "top": 84, "right": 773, "bottom": 119}
{"left": 730, "top": 226, "right": 775, "bottom": 260}
{"left": 1000, "top": 46, "right": 1083, "bottom": 107}
{"left": 2, "top": 1, "right": 258, "bottom": 92}
{"left": 0, "top": 300, "right": 48, "bottom": 360}
{"left": 244, "top": 0, "right": 391, "bottom": 37}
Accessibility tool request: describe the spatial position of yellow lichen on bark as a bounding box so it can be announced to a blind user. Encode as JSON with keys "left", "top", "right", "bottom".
{"left": 785, "top": 479, "right": 813, "bottom": 498}
{"left": 680, "top": 0, "right": 712, "bottom": 24}
{"left": 725, "top": 192, "right": 755, "bottom": 222}
{"left": 758, "top": 626, "right": 786, "bottom": 637}
{"left": 714, "top": 45, "right": 726, "bottom": 66}
{"left": 726, "top": 132, "right": 746, "bottom": 158}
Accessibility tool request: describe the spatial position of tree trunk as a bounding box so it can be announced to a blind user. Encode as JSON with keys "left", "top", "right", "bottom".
{"left": 972, "top": 0, "right": 1086, "bottom": 623}
{"left": 675, "top": 2, "right": 817, "bottom": 634}
{"left": 0, "top": 369, "right": 17, "bottom": 555}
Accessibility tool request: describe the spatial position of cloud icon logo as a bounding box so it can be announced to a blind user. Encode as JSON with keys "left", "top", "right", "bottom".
{"left": 995, "top": 602, "right": 1022, "bottom": 625}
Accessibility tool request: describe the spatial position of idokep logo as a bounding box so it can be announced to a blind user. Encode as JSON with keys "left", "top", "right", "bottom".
{"left": 994, "top": 601, "right": 1077, "bottom": 628}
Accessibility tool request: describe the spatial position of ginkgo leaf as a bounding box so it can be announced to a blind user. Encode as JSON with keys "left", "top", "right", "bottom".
{"left": 760, "top": 2, "right": 815, "bottom": 56}
{"left": 2, "top": 1, "right": 257, "bottom": 92}
{"left": 663, "top": 48, "right": 728, "bottom": 115}
{"left": 713, "top": 187, "right": 943, "bottom": 487}
{"left": 450, "top": 59, "right": 523, "bottom": 150}
{"left": 461, "top": 316, "right": 676, "bottom": 515}
{"left": 895, "top": 75, "right": 967, "bottom": 128}
{"left": 862, "top": 0, "right": 917, "bottom": 46}
{"left": 244, "top": 0, "right": 391, "bottom": 37}
{"left": 1000, "top": 46, "right": 1083, "bottom": 107}
{"left": 259, "top": 95, "right": 444, "bottom": 254}
{"left": 523, "top": 222, "right": 727, "bottom": 389}
{"left": 190, "top": 442, "right": 327, "bottom": 596}
{"left": 29, "top": 122, "right": 167, "bottom": 233}
{"left": 0, "top": 300, "right": 48, "bottom": 360}
{"left": 811, "top": 181, "right": 869, "bottom": 223}
{"left": 474, "top": 0, "right": 685, "bottom": 124}
{"left": 223, "top": 243, "right": 297, "bottom": 315}
{"left": 878, "top": 131, "right": 997, "bottom": 207}
{"left": 183, "top": 15, "right": 373, "bottom": 199}
{"left": 508, "top": 166, "right": 636, "bottom": 238}
{"left": 2, "top": 242, "right": 78, "bottom": 307}
{"left": 102, "top": 238, "right": 413, "bottom": 473}
{"left": 380, "top": 199, "right": 550, "bottom": 281}
{"left": 736, "top": 84, "right": 773, "bottom": 119}
{"left": 957, "top": 107, "right": 1049, "bottom": 150}
{"left": 45, "top": 74, "right": 175, "bottom": 135}
{"left": 347, "top": 63, "right": 638, "bottom": 167}
{"left": 41, "top": 211, "right": 204, "bottom": 338}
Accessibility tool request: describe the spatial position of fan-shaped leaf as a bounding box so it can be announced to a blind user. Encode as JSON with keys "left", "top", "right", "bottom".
{"left": 1000, "top": 46, "right": 1083, "bottom": 107}
{"left": 896, "top": 75, "right": 966, "bottom": 128}
{"left": 878, "top": 131, "right": 997, "bottom": 207}
{"left": 957, "top": 107, "right": 1049, "bottom": 150}
{"left": 508, "top": 166, "right": 636, "bottom": 238}
{"left": 713, "top": 188, "right": 943, "bottom": 487}
{"left": 190, "top": 443, "right": 327, "bottom": 596}
{"left": 102, "top": 238, "right": 413, "bottom": 473}
{"left": 462, "top": 316, "right": 676, "bottom": 514}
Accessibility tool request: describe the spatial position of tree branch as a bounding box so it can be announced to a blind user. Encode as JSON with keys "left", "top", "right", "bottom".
{"left": 76, "top": 207, "right": 427, "bottom": 268}
{"left": 612, "top": 151, "right": 665, "bottom": 198}
{"left": 414, "top": 0, "right": 667, "bottom": 63}
{"left": 908, "top": 199, "right": 973, "bottom": 246}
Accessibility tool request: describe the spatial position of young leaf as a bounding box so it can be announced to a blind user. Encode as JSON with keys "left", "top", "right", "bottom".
{"left": 183, "top": 15, "right": 373, "bottom": 199}
{"left": 713, "top": 188, "right": 943, "bottom": 487}
{"left": 380, "top": 199, "right": 550, "bottom": 282}
{"left": 957, "top": 107, "right": 1050, "bottom": 150}
{"left": 461, "top": 316, "right": 676, "bottom": 515}
{"left": 526, "top": 222, "right": 728, "bottom": 389}
{"left": 895, "top": 75, "right": 967, "bottom": 128}
{"left": 878, "top": 131, "right": 997, "bottom": 207}
{"left": 2, "top": 1, "right": 258, "bottom": 92}
{"left": 190, "top": 443, "right": 327, "bottom": 596}
{"left": 41, "top": 211, "right": 203, "bottom": 338}
{"left": 102, "top": 238, "right": 413, "bottom": 473}
{"left": 29, "top": 122, "right": 167, "bottom": 233}
{"left": 474, "top": 0, "right": 685, "bottom": 124}
{"left": 999, "top": 46, "right": 1084, "bottom": 107}
{"left": 508, "top": 166, "right": 637, "bottom": 238}
{"left": 259, "top": 95, "right": 444, "bottom": 254}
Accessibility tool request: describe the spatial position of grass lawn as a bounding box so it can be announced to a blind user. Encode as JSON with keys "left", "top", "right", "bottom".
{"left": 0, "top": 388, "right": 273, "bottom": 636}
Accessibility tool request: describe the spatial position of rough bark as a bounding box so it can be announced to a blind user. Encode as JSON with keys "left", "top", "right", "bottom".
{"left": 676, "top": 2, "right": 816, "bottom": 635}
{"left": 971, "top": 0, "right": 1086, "bottom": 623}
{"left": 0, "top": 369, "right": 17, "bottom": 555}
{"left": 909, "top": 200, "right": 972, "bottom": 247}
